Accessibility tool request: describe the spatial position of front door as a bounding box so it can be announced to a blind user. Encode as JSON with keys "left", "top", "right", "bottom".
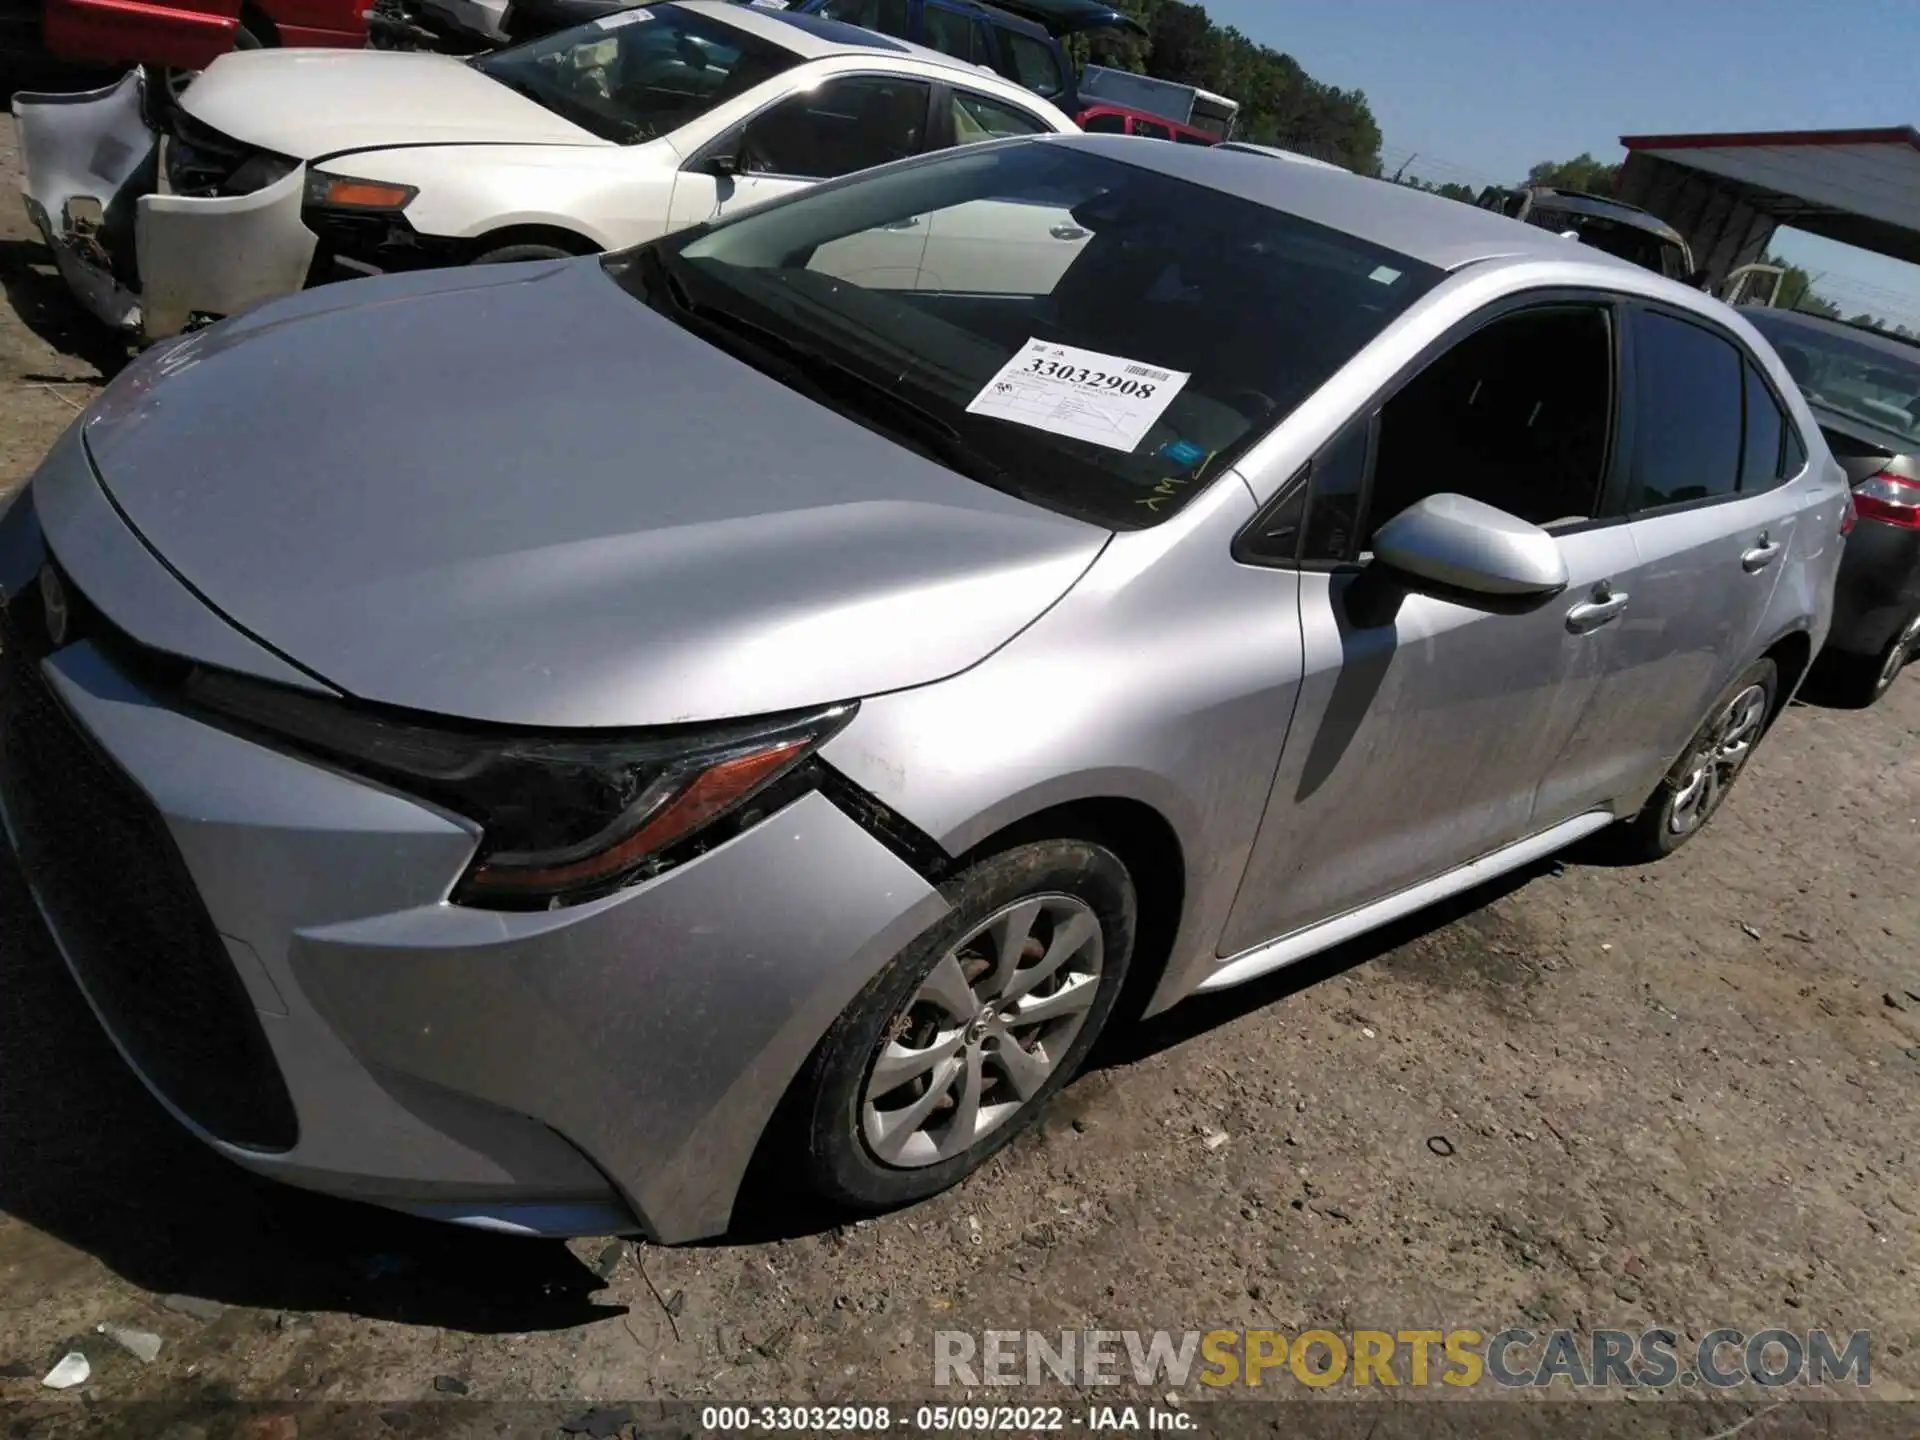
{"left": 1221, "top": 300, "right": 1638, "bottom": 953}
{"left": 667, "top": 73, "right": 936, "bottom": 231}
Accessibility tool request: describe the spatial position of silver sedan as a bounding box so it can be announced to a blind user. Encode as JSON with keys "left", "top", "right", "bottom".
{"left": 0, "top": 135, "right": 1848, "bottom": 1241}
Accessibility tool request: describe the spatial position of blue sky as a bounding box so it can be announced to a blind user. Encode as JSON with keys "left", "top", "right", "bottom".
{"left": 1204, "top": 0, "right": 1920, "bottom": 326}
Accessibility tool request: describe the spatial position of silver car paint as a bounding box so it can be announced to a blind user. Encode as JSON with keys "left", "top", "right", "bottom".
{"left": 78, "top": 259, "right": 1110, "bottom": 727}
{"left": 1, "top": 142, "right": 1847, "bottom": 1239}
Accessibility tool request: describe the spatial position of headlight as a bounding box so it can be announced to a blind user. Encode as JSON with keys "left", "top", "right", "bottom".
{"left": 182, "top": 669, "right": 853, "bottom": 909}
{"left": 303, "top": 170, "right": 418, "bottom": 212}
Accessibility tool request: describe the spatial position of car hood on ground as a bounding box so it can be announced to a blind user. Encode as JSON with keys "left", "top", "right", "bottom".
{"left": 78, "top": 260, "right": 1109, "bottom": 729}
{"left": 179, "top": 49, "right": 606, "bottom": 158}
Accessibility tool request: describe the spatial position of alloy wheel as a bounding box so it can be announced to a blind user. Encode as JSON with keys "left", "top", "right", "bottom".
{"left": 1667, "top": 682, "right": 1768, "bottom": 836}
{"left": 860, "top": 894, "right": 1102, "bottom": 1169}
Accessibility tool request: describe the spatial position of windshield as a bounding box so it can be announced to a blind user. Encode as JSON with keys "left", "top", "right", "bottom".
{"left": 603, "top": 141, "right": 1441, "bottom": 529}
{"left": 1747, "top": 313, "right": 1920, "bottom": 445}
{"left": 1532, "top": 207, "right": 1688, "bottom": 279}
{"left": 472, "top": 4, "right": 801, "bottom": 145}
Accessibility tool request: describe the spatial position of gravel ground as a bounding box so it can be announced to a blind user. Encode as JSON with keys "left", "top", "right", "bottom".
{"left": 0, "top": 99, "right": 1916, "bottom": 1434}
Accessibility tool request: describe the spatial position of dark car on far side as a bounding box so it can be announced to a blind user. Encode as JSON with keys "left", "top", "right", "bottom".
{"left": 1744, "top": 305, "right": 1920, "bottom": 704}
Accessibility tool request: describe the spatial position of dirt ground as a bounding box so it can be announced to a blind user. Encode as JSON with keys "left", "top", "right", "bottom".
{"left": 0, "top": 100, "right": 1917, "bottom": 1434}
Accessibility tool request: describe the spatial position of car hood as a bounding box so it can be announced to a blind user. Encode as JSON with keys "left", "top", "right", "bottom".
{"left": 179, "top": 49, "right": 606, "bottom": 158}
{"left": 79, "top": 260, "right": 1109, "bottom": 728}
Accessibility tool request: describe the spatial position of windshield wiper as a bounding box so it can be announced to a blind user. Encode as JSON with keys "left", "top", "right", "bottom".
{"left": 641, "top": 258, "right": 1030, "bottom": 498}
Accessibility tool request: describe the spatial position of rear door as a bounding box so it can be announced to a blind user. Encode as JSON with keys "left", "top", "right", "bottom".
{"left": 1596, "top": 305, "right": 1803, "bottom": 801}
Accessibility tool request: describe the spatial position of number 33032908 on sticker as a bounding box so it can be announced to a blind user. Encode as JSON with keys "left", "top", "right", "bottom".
{"left": 967, "top": 339, "right": 1191, "bottom": 453}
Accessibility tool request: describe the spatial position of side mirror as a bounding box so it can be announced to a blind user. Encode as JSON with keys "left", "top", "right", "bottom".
{"left": 706, "top": 148, "right": 741, "bottom": 177}
{"left": 1371, "top": 493, "right": 1569, "bottom": 598}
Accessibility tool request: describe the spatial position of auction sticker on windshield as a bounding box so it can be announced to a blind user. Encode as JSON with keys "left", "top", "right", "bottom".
{"left": 968, "top": 339, "right": 1190, "bottom": 453}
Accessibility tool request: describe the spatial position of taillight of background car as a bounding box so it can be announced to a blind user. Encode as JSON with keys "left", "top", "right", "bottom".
{"left": 1852, "top": 471, "right": 1920, "bottom": 530}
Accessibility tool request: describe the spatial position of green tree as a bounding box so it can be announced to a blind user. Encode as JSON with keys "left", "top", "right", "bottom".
{"left": 1524, "top": 153, "right": 1620, "bottom": 197}
{"left": 1107, "top": 0, "right": 1383, "bottom": 173}
{"left": 1764, "top": 255, "right": 1840, "bottom": 317}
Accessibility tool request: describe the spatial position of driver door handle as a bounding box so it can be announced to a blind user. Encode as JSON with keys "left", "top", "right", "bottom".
{"left": 1566, "top": 586, "right": 1630, "bottom": 633}
{"left": 1050, "top": 223, "right": 1090, "bottom": 241}
{"left": 880, "top": 216, "right": 922, "bottom": 231}
{"left": 1742, "top": 534, "right": 1782, "bottom": 572}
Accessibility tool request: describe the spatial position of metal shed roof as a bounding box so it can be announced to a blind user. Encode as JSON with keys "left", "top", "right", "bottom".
{"left": 1619, "top": 126, "right": 1920, "bottom": 265}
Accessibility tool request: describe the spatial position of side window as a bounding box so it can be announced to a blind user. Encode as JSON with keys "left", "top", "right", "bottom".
{"left": 919, "top": 3, "right": 975, "bottom": 62}
{"left": 1000, "top": 29, "right": 1065, "bottom": 98}
{"left": 1298, "top": 421, "right": 1371, "bottom": 562}
{"left": 949, "top": 89, "right": 1050, "bottom": 145}
{"left": 742, "top": 76, "right": 932, "bottom": 179}
{"left": 1173, "top": 129, "right": 1211, "bottom": 146}
{"left": 1082, "top": 111, "right": 1128, "bottom": 134}
{"left": 1134, "top": 119, "right": 1172, "bottom": 142}
{"left": 1740, "top": 359, "right": 1788, "bottom": 493}
{"left": 1631, "top": 311, "right": 1744, "bottom": 510}
{"left": 1362, "top": 305, "right": 1614, "bottom": 545}
{"left": 1783, "top": 424, "right": 1808, "bottom": 478}
{"left": 811, "top": 0, "right": 909, "bottom": 32}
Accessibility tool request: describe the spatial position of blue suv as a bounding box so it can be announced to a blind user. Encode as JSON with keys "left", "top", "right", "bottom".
{"left": 796, "top": 0, "right": 1143, "bottom": 114}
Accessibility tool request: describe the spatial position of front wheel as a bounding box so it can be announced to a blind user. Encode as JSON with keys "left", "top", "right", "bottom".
{"left": 1609, "top": 657, "right": 1778, "bottom": 861}
{"left": 470, "top": 242, "right": 578, "bottom": 265}
{"left": 799, "top": 840, "right": 1135, "bottom": 1213}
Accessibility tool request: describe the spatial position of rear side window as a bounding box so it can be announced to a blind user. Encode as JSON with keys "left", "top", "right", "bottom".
{"left": 920, "top": 3, "right": 976, "bottom": 61}
{"left": 1134, "top": 119, "right": 1172, "bottom": 141}
{"left": 1082, "top": 111, "right": 1127, "bottom": 134}
{"left": 1740, "top": 359, "right": 1788, "bottom": 492}
{"left": 1632, "top": 311, "right": 1743, "bottom": 510}
{"left": 999, "top": 28, "right": 1064, "bottom": 98}
{"left": 950, "top": 90, "right": 1050, "bottom": 144}
{"left": 1173, "top": 129, "right": 1211, "bottom": 146}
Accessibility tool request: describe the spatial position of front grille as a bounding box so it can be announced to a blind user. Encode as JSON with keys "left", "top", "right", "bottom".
{"left": 0, "top": 605, "right": 299, "bottom": 1152}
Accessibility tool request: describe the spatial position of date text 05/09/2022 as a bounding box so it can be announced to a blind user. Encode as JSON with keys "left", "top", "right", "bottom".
{"left": 697, "top": 1405, "right": 1195, "bottom": 1432}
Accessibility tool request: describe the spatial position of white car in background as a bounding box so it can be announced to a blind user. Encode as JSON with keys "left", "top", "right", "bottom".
{"left": 11, "top": 0, "right": 1076, "bottom": 338}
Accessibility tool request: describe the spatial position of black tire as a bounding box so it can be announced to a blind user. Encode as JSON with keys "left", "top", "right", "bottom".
{"left": 799, "top": 840, "right": 1136, "bottom": 1213}
{"left": 1607, "top": 657, "right": 1778, "bottom": 862}
{"left": 470, "top": 242, "right": 580, "bottom": 265}
{"left": 1835, "top": 612, "right": 1920, "bottom": 709}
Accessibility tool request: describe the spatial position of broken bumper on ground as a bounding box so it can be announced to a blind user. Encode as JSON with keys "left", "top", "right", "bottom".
{"left": 12, "top": 70, "right": 318, "bottom": 340}
{"left": 0, "top": 443, "right": 953, "bottom": 1242}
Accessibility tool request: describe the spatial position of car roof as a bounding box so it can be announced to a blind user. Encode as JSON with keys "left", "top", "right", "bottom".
{"left": 1040, "top": 134, "right": 1646, "bottom": 273}
{"left": 1741, "top": 305, "right": 1920, "bottom": 363}
{"left": 1525, "top": 187, "right": 1687, "bottom": 247}
{"left": 1213, "top": 140, "right": 1345, "bottom": 172}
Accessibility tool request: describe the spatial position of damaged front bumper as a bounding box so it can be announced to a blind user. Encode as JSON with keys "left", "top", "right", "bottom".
{"left": 12, "top": 69, "right": 318, "bottom": 340}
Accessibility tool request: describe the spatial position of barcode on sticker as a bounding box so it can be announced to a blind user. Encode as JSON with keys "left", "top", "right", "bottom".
{"left": 1125, "top": 364, "right": 1172, "bottom": 381}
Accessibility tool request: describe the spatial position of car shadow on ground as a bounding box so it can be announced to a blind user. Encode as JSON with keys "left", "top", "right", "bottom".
{"left": 0, "top": 237, "right": 135, "bottom": 383}
{"left": 0, "top": 845, "right": 622, "bottom": 1333}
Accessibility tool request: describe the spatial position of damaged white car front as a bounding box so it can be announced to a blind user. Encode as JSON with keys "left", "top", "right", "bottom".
{"left": 13, "top": 69, "right": 325, "bottom": 340}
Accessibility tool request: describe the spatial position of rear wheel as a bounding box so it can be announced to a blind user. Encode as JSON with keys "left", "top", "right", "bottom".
{"left": 1608, "top": 658, "right": 1778, "bottom": 862}
{"left": 1839, "top": 610, "right": 1920, "bottom": 708}
{"left": 799, "top": 840, "right": 1135, "bottom": 1212}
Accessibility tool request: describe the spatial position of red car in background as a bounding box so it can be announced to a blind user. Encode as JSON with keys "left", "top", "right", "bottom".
{"left": 41, "top": 0, "right": 365, "bottom": 72}
{"left": 1075, "top": 104, "right": 1217, "bottom": 146}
